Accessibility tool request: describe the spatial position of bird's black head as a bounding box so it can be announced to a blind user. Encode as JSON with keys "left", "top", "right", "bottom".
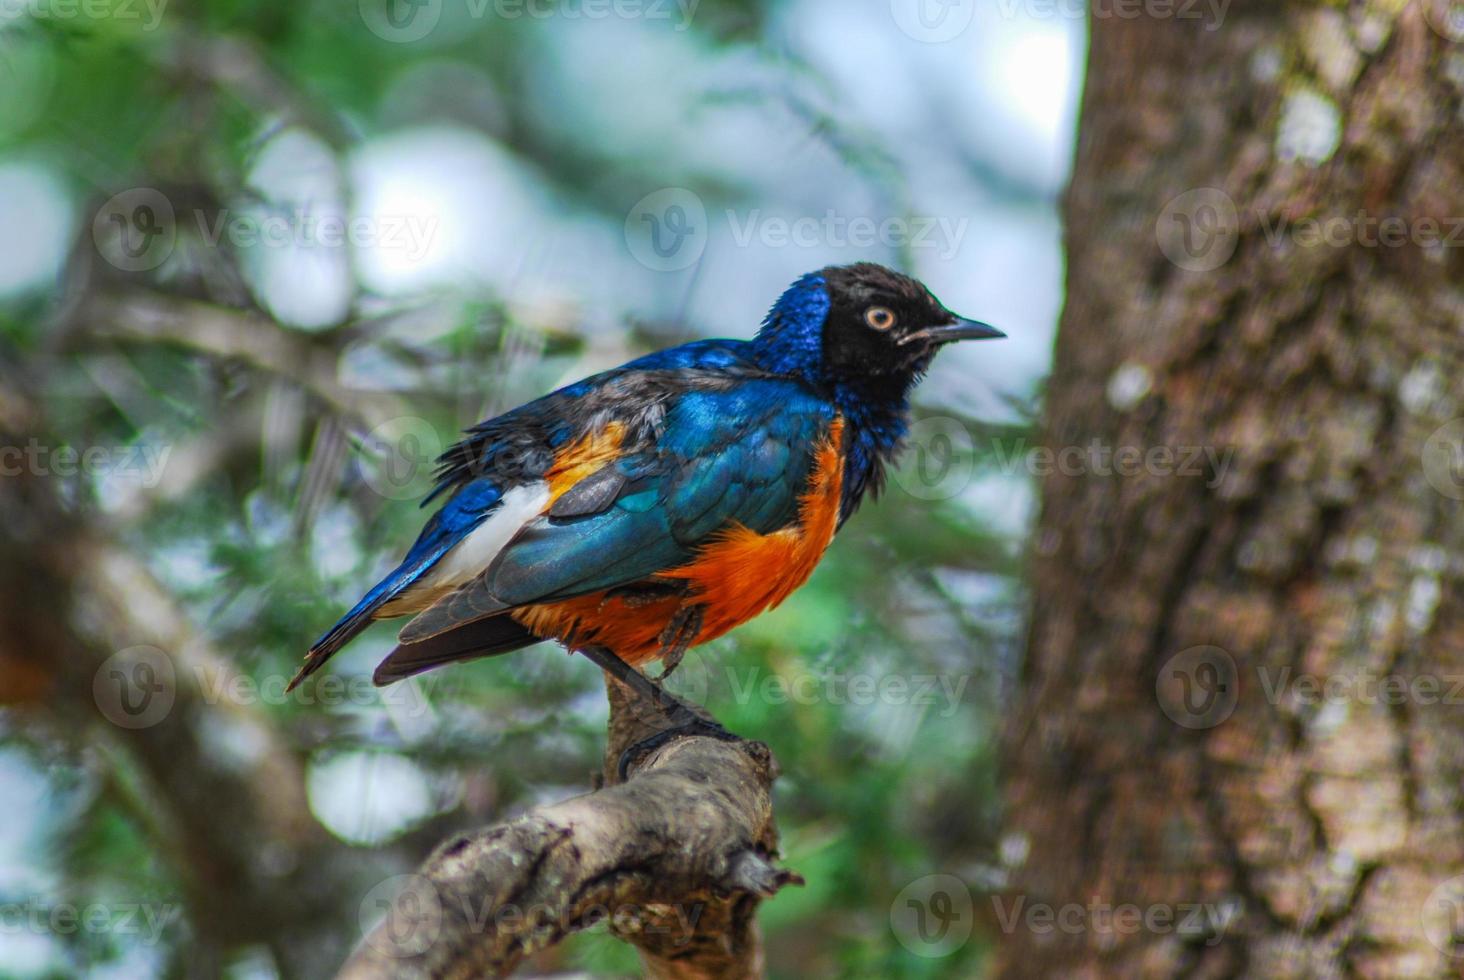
{"left": 820, "top": 263, "right": 1003, "bottom": 380}
{"left": 752, "top": 262, "right": 1003, "bottom": 392}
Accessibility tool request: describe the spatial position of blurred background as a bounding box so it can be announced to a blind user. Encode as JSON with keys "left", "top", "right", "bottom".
{"left": 0, "top": 0, "right": 1084, "bottom": 976}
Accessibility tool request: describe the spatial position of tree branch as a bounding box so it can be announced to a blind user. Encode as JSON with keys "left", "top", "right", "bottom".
{"left": 339, "top": 677, "right": 801, "bottom": 980}
{"left": 77, "top": 289, "right": 407, "bottom": 427}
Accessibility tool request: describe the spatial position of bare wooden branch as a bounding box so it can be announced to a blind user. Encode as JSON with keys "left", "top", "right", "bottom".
{"left": 76, "top": 290, "right": 407, "bottom": 427}
{"left": 338, "top": 677, "right": 800, "bottom": 980}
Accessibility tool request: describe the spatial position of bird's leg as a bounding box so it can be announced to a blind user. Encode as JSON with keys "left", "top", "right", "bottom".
{"left": 655, "top": 604, "right": 704, "bottom": 679}
{"left": 576, "top": 642, "right": 684, "bottom": 715}
{"left": 575, "top": 642, "right": 736, "bottom": 781}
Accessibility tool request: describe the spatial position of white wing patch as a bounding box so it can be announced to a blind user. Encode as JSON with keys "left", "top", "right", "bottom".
{"left": 378, "top": 482, "right": 550, "bottom": 616}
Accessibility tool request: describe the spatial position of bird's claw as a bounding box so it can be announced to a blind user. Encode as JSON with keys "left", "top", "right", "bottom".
{"left": 617, "top": 714, "right": 739, "bottom": 782}
{"left": 656, "top": 604, "right": 703, "bottom": 678}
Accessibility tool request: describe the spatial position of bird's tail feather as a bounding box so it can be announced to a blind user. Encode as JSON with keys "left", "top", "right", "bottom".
{"left": 372, "top": 614, "right": 540, "bottom": 686}
{"left": 287, "top": 550, "right": 449, "bottom": 691}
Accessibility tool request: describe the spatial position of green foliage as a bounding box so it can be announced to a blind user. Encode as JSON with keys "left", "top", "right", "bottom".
{"left": 0, "top": 0, "right": 1046, "bottom": 975}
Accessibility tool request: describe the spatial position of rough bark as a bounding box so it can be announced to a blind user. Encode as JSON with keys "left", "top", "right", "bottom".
{"left": 339, "top": 678, "right": 798, "bottom": 979}
{"left": 1000, "top": 3, "right": 1463, "bottom": 978}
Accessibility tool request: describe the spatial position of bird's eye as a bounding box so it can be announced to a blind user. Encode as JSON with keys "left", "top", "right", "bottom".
{"left": 865, "top": 306, "right": 896, "bottom": 331}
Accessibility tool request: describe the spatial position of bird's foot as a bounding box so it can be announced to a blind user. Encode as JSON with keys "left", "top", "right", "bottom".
{"left": 573, "top": 642, "right": 735, "bottom": 781}
{"left": 617, "top": 713, "right": 740, "bottom": 782}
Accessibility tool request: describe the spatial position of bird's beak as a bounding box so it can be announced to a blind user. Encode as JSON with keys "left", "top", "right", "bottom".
{"left": 903, "top": 316, "right": 1006, "bottom": 345}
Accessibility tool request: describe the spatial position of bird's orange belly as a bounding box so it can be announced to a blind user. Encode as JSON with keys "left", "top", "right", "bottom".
{"left": 512, "top": 418, "right": 845, "bottom": 666}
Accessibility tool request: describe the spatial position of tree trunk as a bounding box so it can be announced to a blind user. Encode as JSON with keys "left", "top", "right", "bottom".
{"left": 1000, "top": 3, "right": 1464, "bottom": 978}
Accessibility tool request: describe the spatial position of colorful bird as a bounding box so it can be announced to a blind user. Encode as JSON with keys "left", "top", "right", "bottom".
{"left": 289, "top": 263, "right": 1001, "bottom": 751}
